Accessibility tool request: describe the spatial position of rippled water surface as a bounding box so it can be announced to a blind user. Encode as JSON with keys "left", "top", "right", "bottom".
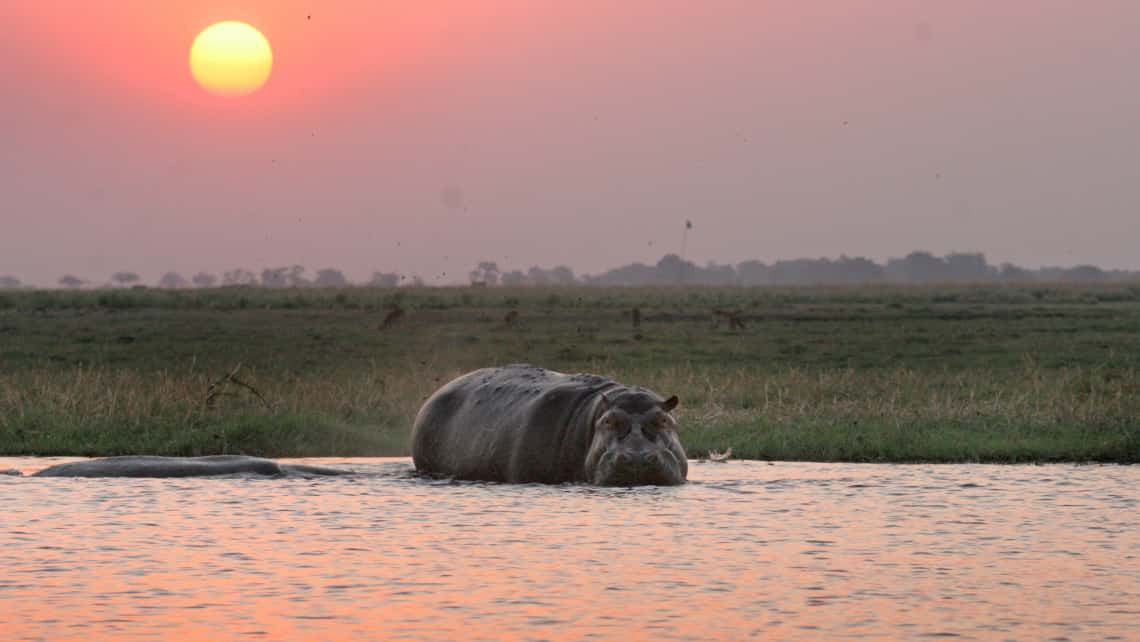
{"left": 2, "top": 458, "right": 1137, "bottom": 641}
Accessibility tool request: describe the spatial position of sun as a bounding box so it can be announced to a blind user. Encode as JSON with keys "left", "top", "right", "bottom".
{"left": 189, "top": 21, "right": 273, "bottom": 97}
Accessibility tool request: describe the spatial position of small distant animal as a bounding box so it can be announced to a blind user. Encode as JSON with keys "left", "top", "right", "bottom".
{"left": 380, "top": 307, "right": 406, "bottom": 330}
{"left": 712, "top": 309, "right": 746, "bottom": 330}
{"left": 708, "top": 447, "right": 733, "bottom": 463}
{"left": 504, "top": 310, "right": 520, "bottom": 326}
{"left": 631, "top": 307, "right": 641, "bottom": 328}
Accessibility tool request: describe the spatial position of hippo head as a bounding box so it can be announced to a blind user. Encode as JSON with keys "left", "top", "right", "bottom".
{"left": 584, "top": 390, "right": 688, "bottom": 486}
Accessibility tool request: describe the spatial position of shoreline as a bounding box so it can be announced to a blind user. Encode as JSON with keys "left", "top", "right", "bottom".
{"left": 3, "top": 284, "right": 1137, "bottom": 466}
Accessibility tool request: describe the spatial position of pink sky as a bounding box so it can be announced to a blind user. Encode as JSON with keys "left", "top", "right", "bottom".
{"left": 3, "top": 1, "right": 1138, "bottom": 285}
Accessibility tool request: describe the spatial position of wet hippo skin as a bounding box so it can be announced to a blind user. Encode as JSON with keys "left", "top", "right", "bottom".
{"left": 31, "top": 455, "right": 348, "bottom": 478}
{"left": 412, "top": 364, "right": 687, "bottom": 485}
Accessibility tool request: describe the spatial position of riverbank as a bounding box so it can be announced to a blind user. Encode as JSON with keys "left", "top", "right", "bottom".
{"left": 2, "top": 284, "right": 1137, "bottom": 462}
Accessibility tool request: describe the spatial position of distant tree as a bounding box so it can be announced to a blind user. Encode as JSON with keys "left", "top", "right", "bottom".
{"left": 0, "top": 276, "right": 22, "bottom": 289}
{"left": 368, "top": 272, "right": 400, "bottom": 288}
{"left": 223, "top": 269, "right": 258, "bottom": 286}
{"left": 886, "top": 251, "right": 946, "bottom": 282}
{"left": 585, "top": 261, "right": 656, "bottom": 286}
{"left": 769, "top": 258, "right": 828, "bottom": 285}
{"left": 527, "top": 267, "right": 549, "bottom": 286}
{"left": 112, "top": 272, "right": 141, "bottom": 287}
{"left": 736, "top": 261, "right": 770, "bottom": 285}
{"left": 548, "top": 265, "right": 576, "bottom": 285}
{"left": 656, "top": 254, "right": 697, "bottom": 284}
{"left": 700, "top": 262, "right": 737, "bottom": 285}
{"left": 500, "top": 270, "right": 526, "bottom": 286}
{"left": 999, "top": 263, "right": 1032, "bottom": 281}
{"left": 1062, "top": 265, "right": 1107, "bottom": 282}
{"left": 469, "top": 261, "right": 500, "bottom": 286}
{"left": 261, "top": 265, "right": 310, "bottom": 287}
{"left": 261, "top": 267, "right": 289, "bottom": 288}
{"left": 286, "top": 265, "right": 309, "bottom": 287}
{"left": 191, "top": 272, "right": 218, "bottom": 288}
{"left": 833, "top": 255, "right": 885, "bottom": 283}
{"left": 158, "top": 272, "right": 188, "bottom": 289}
{"left": 768, "top": 256, "right": 879, "bottom": 285}
{"left": 59, "top": 275, "right": 87, "bottom": 289}
{"left": 314, "top": 268, "right": 349, "bottom": 288}
{"left": 945, "top": 253, "right": 994, "bottom": 281}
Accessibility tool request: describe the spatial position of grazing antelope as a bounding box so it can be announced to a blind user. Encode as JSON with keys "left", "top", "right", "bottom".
{"left": 504, "top": 310, "right": 520, "bottom": 327}
{"left": 380, "top": 306, "right": 406, "bottom": 330}
{"left": 712, "top": 308, "right": 746, "bottom": 330}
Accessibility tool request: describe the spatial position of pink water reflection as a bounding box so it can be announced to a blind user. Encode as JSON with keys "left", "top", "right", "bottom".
{"left": 2, "top": 459, "right": 1137, "bottom": 641}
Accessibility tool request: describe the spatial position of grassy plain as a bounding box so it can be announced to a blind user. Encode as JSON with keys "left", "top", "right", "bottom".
{"left": 1, "top": 283, "right": 1137, "bottom": 462}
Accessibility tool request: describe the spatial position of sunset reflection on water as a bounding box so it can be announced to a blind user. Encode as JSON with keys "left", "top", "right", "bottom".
{"left": 2, "top": 459, "right": 1137, "bottom": 641}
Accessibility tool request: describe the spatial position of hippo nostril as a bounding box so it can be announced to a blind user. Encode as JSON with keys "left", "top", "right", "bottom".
{"left": 614, "top": 451, "right": 654, "bottom": 470}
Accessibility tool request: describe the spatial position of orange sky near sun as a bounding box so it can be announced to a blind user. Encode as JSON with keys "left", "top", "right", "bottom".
{"left": 11, "top": 1, "right": 455, "bottom": 110}
{"left": 8, "top": 1, "right": 636, "bottom": 155}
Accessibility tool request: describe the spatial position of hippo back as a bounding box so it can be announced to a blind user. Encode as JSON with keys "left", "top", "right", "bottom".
{"left": 412, "top": 364, "right": 618, "bottom": 483}
{"left": 31, "top": 455, "right": 350, "bottom": 478}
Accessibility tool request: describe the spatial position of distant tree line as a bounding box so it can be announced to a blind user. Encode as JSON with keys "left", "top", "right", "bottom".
{"left": 583, "top": 252, "right": 1139, "bottom": 286}
{"left": 1, "top": 251, "right": 1136, "bottom": 291}
{"left": 467, "top": 262, "right": 577, "bottom": 287}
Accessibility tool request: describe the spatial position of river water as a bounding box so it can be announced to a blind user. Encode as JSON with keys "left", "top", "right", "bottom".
{"left": 1, "top": 458, "right": 1136, "bottom": 641}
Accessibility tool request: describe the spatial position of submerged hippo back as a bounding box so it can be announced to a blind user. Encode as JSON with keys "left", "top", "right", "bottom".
{"left": 33, "top": 455, "right": 283, "bottom": 478}
{"left": 412, "top": 364, "right": 617, "bottom": 483}
{"left": 31, "top": 455, "right": 350, "bottom": 478}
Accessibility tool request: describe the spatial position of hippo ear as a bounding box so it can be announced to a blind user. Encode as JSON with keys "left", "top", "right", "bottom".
{"left": 662, "top": 395, "right": 679, "bottom": 412}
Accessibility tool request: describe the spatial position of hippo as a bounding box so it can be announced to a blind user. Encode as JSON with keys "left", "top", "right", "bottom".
{"left": 412, "top": 364, "right": 687, "bottom": 485}
{"left": 30, "top": 455, "right": 349, "bottom": 478}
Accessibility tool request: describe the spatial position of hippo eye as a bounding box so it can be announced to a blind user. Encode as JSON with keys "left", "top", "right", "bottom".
{"left": 641, "top": 423, "right": 658, "bottom": 441}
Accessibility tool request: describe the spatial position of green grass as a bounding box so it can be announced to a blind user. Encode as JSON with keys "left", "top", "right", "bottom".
{"left": 1, "top": 283, "right": 1137, "bottom": 462}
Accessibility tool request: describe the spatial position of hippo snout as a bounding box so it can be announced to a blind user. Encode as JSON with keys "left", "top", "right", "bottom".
{"left": 614, "top": 451, "right": 658, "bottom": 471}
{"left": 594, "top": 447, "right": 685, "bottom": 487}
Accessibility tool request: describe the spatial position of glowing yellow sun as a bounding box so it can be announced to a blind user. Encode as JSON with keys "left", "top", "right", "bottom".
{"left": 189, "top": 21, "right": 273, "bottom": 97}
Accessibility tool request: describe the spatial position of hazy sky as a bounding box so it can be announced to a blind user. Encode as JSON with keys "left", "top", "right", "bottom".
{"left": 3, "top": 1, "right": 1138, "bottom": 285}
